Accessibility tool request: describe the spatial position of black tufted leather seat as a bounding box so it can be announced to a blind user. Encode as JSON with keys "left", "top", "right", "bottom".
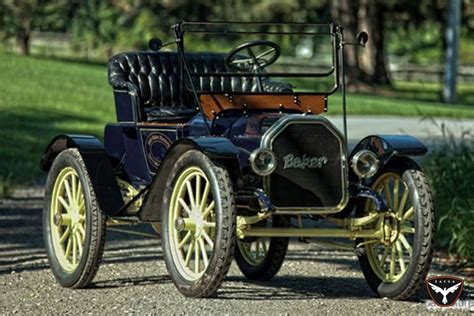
{"left": 108, "top": 51, "right": 292, "bottom": 122}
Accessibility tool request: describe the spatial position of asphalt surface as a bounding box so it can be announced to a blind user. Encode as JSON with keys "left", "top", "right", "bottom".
{"left": 327, "top": 116, "right": 474, "bottom": 141}
{"left": 1, "top": 186, "right": 472, "bottom": 315}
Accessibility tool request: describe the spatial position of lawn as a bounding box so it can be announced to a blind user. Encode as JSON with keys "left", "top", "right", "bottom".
{"left": 0, "top": 53, "right": 473, "bottom": 191}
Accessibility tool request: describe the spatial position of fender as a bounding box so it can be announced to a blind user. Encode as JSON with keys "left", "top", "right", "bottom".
{"left": 40, "top": 134, "right": 124, "bottom": 216}
{"left": 139, "top": 137, "right": 241, "bottom": 221}
{"left": 349, "top": 135, "right": 427, "bottom": 177}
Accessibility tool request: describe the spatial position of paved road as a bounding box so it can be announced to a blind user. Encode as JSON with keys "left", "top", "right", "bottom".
{"left": 327, "top": 116, "right": 474, "bottom": 144}
{"left": 1, "top": 187, "right": 472, "bottom": 314}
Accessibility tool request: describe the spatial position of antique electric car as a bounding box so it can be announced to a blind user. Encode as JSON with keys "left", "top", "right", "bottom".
{"left": 40, "top": 22, "right": 434, "bottom": 299}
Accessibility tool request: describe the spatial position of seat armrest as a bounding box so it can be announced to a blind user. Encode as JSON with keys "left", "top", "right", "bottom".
{"left": 112, "top": 85, "right": 141, "bottom": 122}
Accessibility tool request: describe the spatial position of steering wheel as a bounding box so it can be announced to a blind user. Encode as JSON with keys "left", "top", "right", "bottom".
{"left": 225, "top": 40, "right": 281, "bottom": 72}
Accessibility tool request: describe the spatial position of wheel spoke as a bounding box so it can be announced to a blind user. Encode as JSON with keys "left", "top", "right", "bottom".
{"left": 76, "top": 231, "right": 83, "bottom": 257}
{"left": 58, "top": 196, "right": 70, "bottom": 212}
{"left": 178, "top": 198, "right": 192, "bottom": 216}
{"left": 400, "top": 225, "right": 415, "bottom": 234}
{"left": 65, "top": 238, "right": 72, "bottom": 259}
{"left": 199, "top": 182, "right": 210, "bottom": 212}
{"left": 194, "top": 239, "right": 200, "bottom": 273}
{"left": 184, "top": 240, "right": 194, "bottom": 267}
{"left": 256, "top": 48, "right": 275, "bottom": 59}
{"left": 393, "top": 179, "right": 400, "bottom": 211}
{"left": 76, "top": 180, "right": 83, "bottom": 205}
{"left": 185, "top": 181, "right": 196, "bottom": 208}
{"left": 72, "top": 234, "right": 77, "bottom": 264}
{"left": 380, "top": 245, "right": 390, "bottom": 264}
{"left": 202, "top": 201, "right": 215, "bottom": 218}
{"left": 399, "top": 234, "right": 413, "bottom": 256}
{"left": 261, "top": 239, "right": 267, "bottom": 253}
{"left": 77, "top": 224, "right": 86, "bottom": 238}
{"left": 64, "top": 178, "right": 73, "bottom": 205}
{"left": 230, "top": 58, "right": 254, "bottom": 64}
{"left": 75, "top": 229, "right": 83, "bottom": 244}
{"left": 195, "top": 175, "right": 201, "bottom": 208}
{"left": 202, "top": 230, "right": 214, "bottom": 249}
{"left": 198, "top": 238, "right": 208, "bottom": 267}
{"left": 397, "top": 190, "right": 409, "bottom": 218}
{"left": 401, "top": 207, "right": 414, "bottom": 223}
{"left": 59, "top": 227, "right": 71, "bottom": 244}
{"left": 178, "top": 231, "right": 192, "bottom": 249}
{"left": 71, "top": 174, "right": 77, "bottom": 204}
{"left": 389, "top": 244, "right": 396, "bottom": 279}
{"left": 383, "top": 180, "right": 393, "bottom": 209}
{"left": 395, "top": 241, "right": 406, "bottom": 273}
{"left": 203, "top": 221, "right": 215, "bottom": 228}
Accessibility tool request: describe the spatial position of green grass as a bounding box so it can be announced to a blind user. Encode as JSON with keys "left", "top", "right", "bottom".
{"left": 0, "top": 52, "right": 473, "bottom": 191}
{"left": 0, "top": 53, "right": 114, "bottom": 190}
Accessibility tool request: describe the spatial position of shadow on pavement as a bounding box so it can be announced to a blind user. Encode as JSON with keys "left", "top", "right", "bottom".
{"left": 220, "top": 275, "right": 374, "bottom": 300}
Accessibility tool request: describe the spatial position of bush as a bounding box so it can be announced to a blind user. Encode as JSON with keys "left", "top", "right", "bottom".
{"left": 423, "top": 121, "right": 474, "bottom": 265}
{"left": 0, "top": 174, "right": 13, "bottom": 198}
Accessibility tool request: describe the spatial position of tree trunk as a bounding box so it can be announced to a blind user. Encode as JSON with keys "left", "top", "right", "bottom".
{"left": 358, "top": 0, "right": 391, "bottom": 85}
{"left": 330, "top": 0, "right": 362, "bottom": 90}
{"left": 17, "top": 32, "right": 30, "bottom": 55}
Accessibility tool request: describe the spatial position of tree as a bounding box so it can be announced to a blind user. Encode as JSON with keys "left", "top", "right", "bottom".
{"left": 0, "top": 0, "right": 70, "bottom": 55}
{"left": 358, "top": 0, "right": 391, "bottom": 85}
{"left": 0, "top": 0, "right": 39, "bottom": 55}
{"left": 330, "top": 0, "right": 362, "bottom": 88}
{"left": 330, "top": 0, "right": 391, "bottom": 89}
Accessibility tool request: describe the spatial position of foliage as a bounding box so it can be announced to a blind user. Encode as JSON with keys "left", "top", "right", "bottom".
{"left": 0, "top": 0, "right": 70, "bottom": 54}
{"left": 424, "top": 120, "right": 474, "bottom": 264}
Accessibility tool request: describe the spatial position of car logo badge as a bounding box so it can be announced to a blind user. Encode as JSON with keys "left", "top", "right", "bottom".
{"left": 425, "top": 276, "right": 464, "bottom": 307}
{"left": 283, "top": 154, "right": 328, "bottom": 170}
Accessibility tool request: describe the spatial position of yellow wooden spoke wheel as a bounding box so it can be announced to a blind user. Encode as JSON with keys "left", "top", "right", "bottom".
{"left": 235, "top": 216, "right": 289, "bottom": 281}
{"left": 50, "top": 167, "right": 86, "bottom": 271}
{"left": 161, "top": 150, "right": 235, "bottom": 298}
{"left": 237, "top": 238, "right": 269, "bottom": 266}
{"left": 168, "top": 166, "right": 217, "bottom": 281}
{"left": 364, "top": 172, "right": 415, "bottom": 283}
{"left": 357, "top": 168, "right": 435, "bottom": 300}
{"left": 43, "top": 149, "right": 106, "bottom": 288}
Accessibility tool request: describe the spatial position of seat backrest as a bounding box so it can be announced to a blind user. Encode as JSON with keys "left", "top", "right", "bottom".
{"left": 108, "top": 51, "right": 292, "bottom": 112}
{"left": 108, "top": 52, "right": 185, "bottom": 108}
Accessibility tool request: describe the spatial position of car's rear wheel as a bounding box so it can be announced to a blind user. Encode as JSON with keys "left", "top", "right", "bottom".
{"left": 43, "top": 149, "right": 106, "bottom": 288}
{"left": 357, "top": 168, "right": 435, "bottom": 299}
{"left": 235, "top": 217, "right": 289, "bottom": 280}
{"left": 161, "top": 150, "right": 236, "bottom": 297}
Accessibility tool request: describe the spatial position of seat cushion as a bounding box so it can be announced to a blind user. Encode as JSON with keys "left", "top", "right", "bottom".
{"left": 144, "top": 106, "right": 198, "bottom": 122}
{"left": 108, "top": 51, "right": 293, "bottom": 121}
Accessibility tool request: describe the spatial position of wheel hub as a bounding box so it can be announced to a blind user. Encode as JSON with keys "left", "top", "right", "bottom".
{"left": 381, "top": 212, "right": 400, "bottom": 245}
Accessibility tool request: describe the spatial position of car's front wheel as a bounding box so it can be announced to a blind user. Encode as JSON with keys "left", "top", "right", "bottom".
{"left": 357, "top": 168, "right": 435, "bottom": 300}
{"left": 161, "top": 150, "right": 236, "bottom": 298}
{"left": 43, "top": 148, "right": 106, "bottom": 288}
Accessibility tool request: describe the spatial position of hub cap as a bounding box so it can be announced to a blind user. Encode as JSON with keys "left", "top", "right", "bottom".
{"left": 365, "top": 173, "right": 415, "bottom": 283}
{"left": 50, "top": 167, "right": 86, "bottom": 272}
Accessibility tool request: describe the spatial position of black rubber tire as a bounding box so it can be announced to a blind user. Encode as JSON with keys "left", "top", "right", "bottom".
{"left": 235, "top": 217, "right": 289, "bottom": 281}
{"left": 43, "top": 148, "right": 106, "bottom": 288}
{"left": 357, "top": 168, "right": 435, "bottom": 300}
{"left": 161, "top": 150, "right": 236, "bottom": 298}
